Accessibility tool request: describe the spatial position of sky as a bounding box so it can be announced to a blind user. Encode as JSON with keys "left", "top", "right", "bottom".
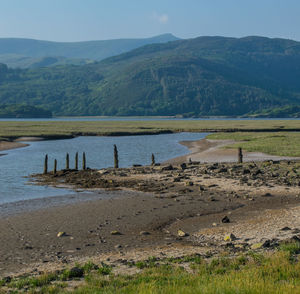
{"left": 0, "top": 0, "right": 299, "bottom": 42}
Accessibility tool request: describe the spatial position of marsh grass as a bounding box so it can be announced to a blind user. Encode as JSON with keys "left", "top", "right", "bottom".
{"left": 0, "top": 120, "right": 300, "bottom": 139}
{"left": 207, "top": 132, "right": 300, "bottom": 157}
{"left": 2, "top": 247, "right": 300, "bottom": 294}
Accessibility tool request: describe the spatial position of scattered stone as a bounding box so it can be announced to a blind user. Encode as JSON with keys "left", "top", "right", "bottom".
{"left": 291, "top": 235, "right": 300, "bottom": 242}
{"left": 111, "top": 230, "right": 122, "bottom": 235}
{"left": 177, "top": 229, "right": 189, "bottom": 237}
{"left": 185, "top": 181, "right": 194, "bottom": 186}
{"left": 69, "top": 267, "right": 84, "bottom": 278}
{"left": 3, "top": 276, "right": 11, "bottom": 283}
{"left": 57, "top": 231, "right": 67, "bottom": 237}
{"left": 234, "top": 244, "right": 244, "bottom": 249}
{"left": 161, "top": 165, "right": 174, "bottom": 171}
{"left": 224, "top": 233, "right": 237, "bottom": 242}
{"left": 281, "top": 227, "right": 292, "bottom": 231}
{"left": 262, "top": 192, "right": 272, "bottom": 197}
{"left": 180, "top": 163, "right": 187, "bottom": 170}
{"left": 251, "top": 243, "right": 263, "bottom": 250}
{"left": 221, "top": 216, "right": 230, "bottom": 223}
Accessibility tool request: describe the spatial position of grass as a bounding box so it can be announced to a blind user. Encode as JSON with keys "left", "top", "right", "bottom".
{"left": 0, "top": 120, "right": 300, "bottom": 139}
{"left": 2, "top": 244, "right": 300, "bottom": 294}
{"left": 1, "top": 120, "right": 300, "bottom": 157}
{"left": 207, "top": 132, "right": 300, "bottom": 157}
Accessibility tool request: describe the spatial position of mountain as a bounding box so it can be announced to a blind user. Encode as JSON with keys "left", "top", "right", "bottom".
{"left": 0, "top": 34, "right": 179, "bottom": 68}
{"left": 0, "top": 35, "right": 300, "bottom": 117}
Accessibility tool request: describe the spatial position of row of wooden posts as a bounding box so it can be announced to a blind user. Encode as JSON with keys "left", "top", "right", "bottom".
{"left": 43, "top": 144, "right": 243, "bottom": 174}
{"left": 43, "top": 144, "right": 156, "bottom": 174}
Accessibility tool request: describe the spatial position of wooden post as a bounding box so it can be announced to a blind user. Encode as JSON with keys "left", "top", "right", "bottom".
{"left": 82, "top": 152, "right": 86, "bottom": 170}
{"left": 238, "top": 147, "right": 243, "bottom": 163}
{"left": 43, "top": 154, "right": 48, "bottom": 174}
{"left": 75, "top": 152, "right": 78, "bottom": 170}
{"left": 66, "top": 153, "right": 69, "bottom": 170}
{"left": 151, "top": 153, "right": 155, "bottom": 165}
{"left": 54, "top": 159, "right": 57, "bottom": 174}
{"left": 114, "top": 145, "right": 119, "bottom": 168}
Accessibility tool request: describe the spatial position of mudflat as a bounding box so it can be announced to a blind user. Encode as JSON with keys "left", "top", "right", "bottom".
{"left": 1, "top": 138, "right": 300, "bottom": 278}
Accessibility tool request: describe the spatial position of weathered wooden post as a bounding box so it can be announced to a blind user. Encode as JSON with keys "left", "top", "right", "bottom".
{"left": 54, "top": 159, "right": 57, "bottom": 174}
{"left": 114, "top": 145, "right": 119, "bottom": 168}
{"left": 66, "top": 153, "right": 69, "bottom": 170}
{"left": 82, "top": 152, "right": 86, "bottom": 170}
{"left": 43, "top": 154, "right": 48, "bottom": 174}
{"left": 151, "top": 153, "right": 155, "bottom": 165}
{"left": 75, "top": 152, "right": 78, "bottom": 170}
{"left": 238, "top": 147, "right": 243, "bottom": 163}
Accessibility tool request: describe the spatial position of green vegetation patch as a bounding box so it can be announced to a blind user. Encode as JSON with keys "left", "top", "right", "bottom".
{"left": 207, "top": 132, "right": 300, "bottom": 157}
{"left": 0, "top": 120, "right": 300, "bottom": 139}
{"left": 2, "top": 245, "right": 300, "bottom": 294}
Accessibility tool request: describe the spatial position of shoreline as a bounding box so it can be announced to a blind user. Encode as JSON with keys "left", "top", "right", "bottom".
{"left": 166, "top": 138, "right": 300, "bottom": 164}
{"left": 1, "top": 158, "right": 300, "bottom": 277}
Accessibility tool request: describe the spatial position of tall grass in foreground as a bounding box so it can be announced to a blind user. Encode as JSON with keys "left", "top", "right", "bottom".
{"left": 2, "top": 248, "right": 299, "bottom": 294}
{"left": 72, "top": 252, "right": 300, "bottom": 294}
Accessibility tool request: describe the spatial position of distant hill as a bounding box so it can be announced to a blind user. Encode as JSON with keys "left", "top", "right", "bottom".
{"left": 0, "top": 34, "right": 179, "bottom": 68}
{"left": 0, "top": 35, "right": 300, "bottom": 117}
{"left": 0, "top": 103, "right": 52, "bottom": 118}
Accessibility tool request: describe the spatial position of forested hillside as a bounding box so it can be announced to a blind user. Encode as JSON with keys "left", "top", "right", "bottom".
{"left": 0, "top": 36, "right": 300, "bottom": 117}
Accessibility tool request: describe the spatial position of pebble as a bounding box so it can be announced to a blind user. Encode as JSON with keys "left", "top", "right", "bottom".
{"left": 57, "top": 232, "right": 66, "bottom": 237}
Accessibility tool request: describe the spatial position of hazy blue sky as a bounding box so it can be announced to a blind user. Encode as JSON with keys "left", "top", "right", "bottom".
{"left": 0, "top": 0, "right": 299, "bottom": 42}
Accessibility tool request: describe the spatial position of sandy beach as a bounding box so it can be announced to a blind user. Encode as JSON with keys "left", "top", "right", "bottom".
{"left": 0, "top": 137, "right": 300, "bottom": 278}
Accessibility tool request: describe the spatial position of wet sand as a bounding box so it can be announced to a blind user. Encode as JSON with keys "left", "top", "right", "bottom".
{"left": 0, "top": 141, "right": 28, "bottom": 152}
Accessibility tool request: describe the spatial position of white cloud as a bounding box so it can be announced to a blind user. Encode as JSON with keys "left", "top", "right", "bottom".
{"left": 152, "top": 12, "right": 169, "bottom": 24}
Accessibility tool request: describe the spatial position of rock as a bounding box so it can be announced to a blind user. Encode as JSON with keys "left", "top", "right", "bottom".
{"left": 185, "top": 181, "right": 194, "bottom": 186}
{"left": 3, "top": 276, "right": 11, "bottom": 283}
{"left": 212, "top": 222, "right": 218, "bottom": 227}
{"left": 224, "top": 233, "right": 237, "bottom": 242}
{"left": 140, "top": 231, "right": 151, "bottom": 235}
{"left": 69, "top": 267, "right": 84, "bottom": 278}
{"left": 177, "top": 229, "right": 189, "bottom": 237}
{"left": 115, "top": 244, "right": 122, "bottom": 249}
{"left": 57, "top": 231, "right": 67, "bottom": 237}
{"left": 262, "top": 192, "right": 273, "bottom": 197}
{"left": 234, "top": 244, "right": 244, "bottom": 249}
{"left": 281, "top": 226, "right": 292, "bottom": 231}
{"left": 291, "top": 235, "right": 300, "bottom": 242}
{"left": 161, "top": 165, "right": 174, "bottom": 171}
{"left": 180, "top": 163, "right": 187, "bottom": 170}
{"left": 209, "top": 196, "right": 217, "bottom": 201}
{"left": 221, "top": 216, "right": 230, "bottom": 223}
{"left": 199, "top": 185, "right": 205, "bottom": 191}
{"left": 251, "top": 243, "right": 263, "bottom": 250}
{"left": 111, "top": 230, "right": 122, "bottom": 235}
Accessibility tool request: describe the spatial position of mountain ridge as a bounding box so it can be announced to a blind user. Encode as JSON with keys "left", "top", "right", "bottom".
{"left": 0, "top": 34, "right": 179, "bottom": 68}
{"left": 0, "top": 35, "right": 299, "bottom": 117}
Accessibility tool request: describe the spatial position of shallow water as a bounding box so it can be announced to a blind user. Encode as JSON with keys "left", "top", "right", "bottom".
{"left": 0, "top": 132, "right": 208, "bottom": 205}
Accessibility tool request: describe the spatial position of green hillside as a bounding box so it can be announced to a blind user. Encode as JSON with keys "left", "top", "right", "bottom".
{"left": 0, "top": 34, "right": 179, "bottom": 68}
{"left": 0, "top": 36, "right": 300, "bottom": 116}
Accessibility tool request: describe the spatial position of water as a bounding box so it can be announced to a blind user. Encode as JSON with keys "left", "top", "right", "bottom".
{"left": 0, "top": 117, "right": 299, "bottom": 122}
{"left": 0, "top": 132, "right": 208, "bottom": 205}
